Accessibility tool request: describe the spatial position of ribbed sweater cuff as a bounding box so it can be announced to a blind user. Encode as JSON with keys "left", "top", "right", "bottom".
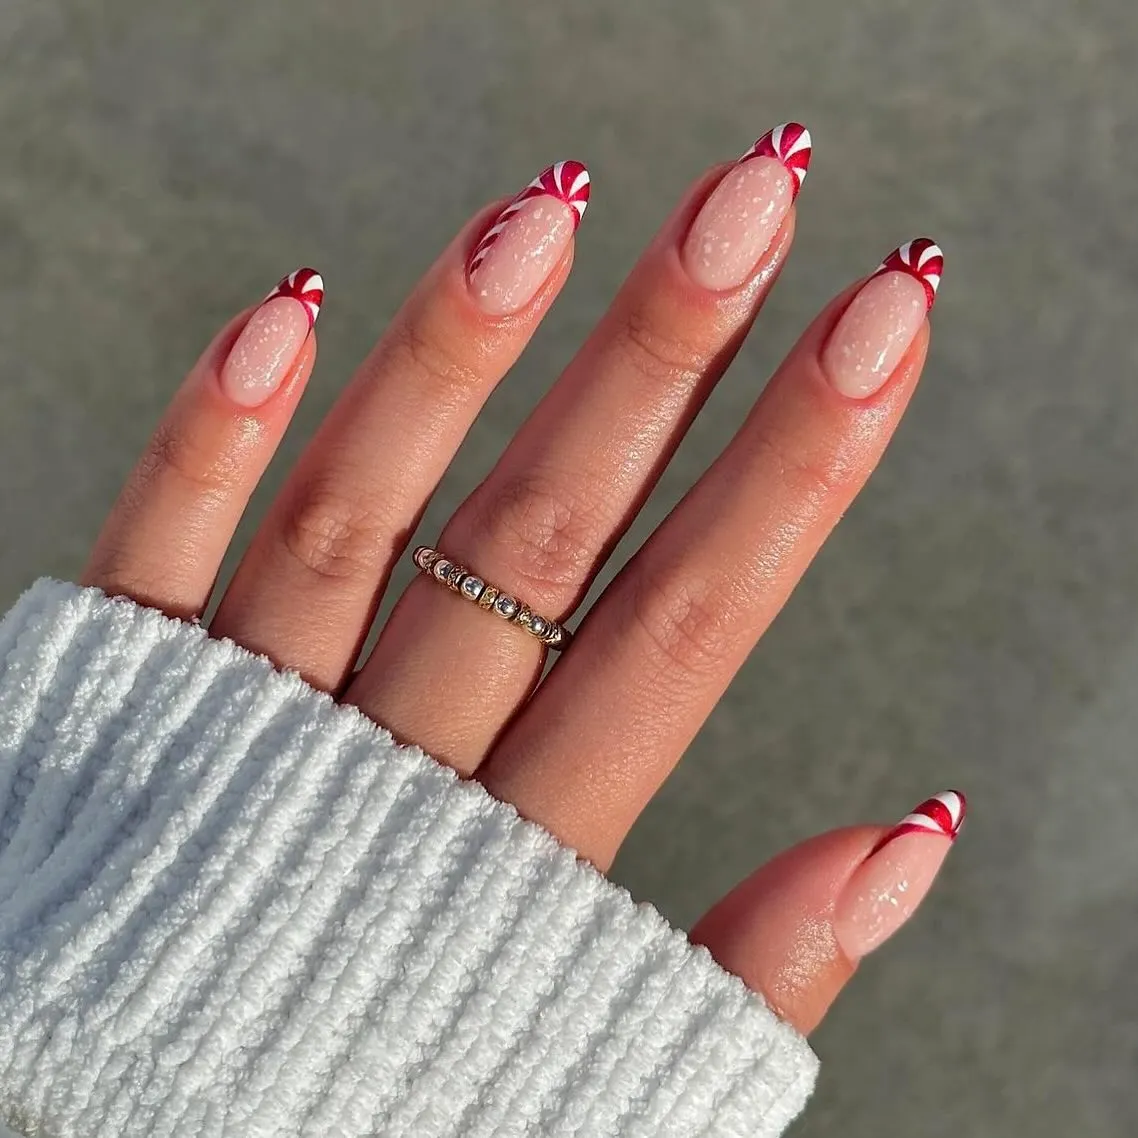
{"left": 0, "top": 580, "right": 817, "bottom": 1137}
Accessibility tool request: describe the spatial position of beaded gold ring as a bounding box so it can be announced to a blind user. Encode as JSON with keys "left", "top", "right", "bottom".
{"left": 412, "top": 545, "right": 572, "bottom": 651}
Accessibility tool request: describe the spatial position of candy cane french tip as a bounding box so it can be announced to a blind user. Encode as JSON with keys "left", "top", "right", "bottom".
{"left": 265, "top": 266, "right": 325, "bottom": 327}
{"left": 833, "top": 790, "right": 966, "bottom": 961}
{"left": 873, "top": 238, "right": 944, "bottom": 311}
{"left": 739, "top": 121, "right": 813, "bottom": 198}
{"left": 822, "top": 238, "right": 944, "bottom": 400}
{"left": 869, "top": 789, "right": 967, "bottom": 855}
{"left": 468, "top": 160, "right": 591, "bottom": 317}
{"left": 220, "top": 267, "right": 324, "bottom": 408}
{"left": 682, "top": 122, "right": 811, "bottom": 292}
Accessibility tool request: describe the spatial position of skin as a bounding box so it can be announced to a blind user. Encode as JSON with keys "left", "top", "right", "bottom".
{"left": 82, "top": 157, "right": 938, "bottom": 1036}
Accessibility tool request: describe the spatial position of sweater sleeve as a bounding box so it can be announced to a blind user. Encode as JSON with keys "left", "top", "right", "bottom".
{"left": 0, "top": 580, "right": 817, "bottom": 1138}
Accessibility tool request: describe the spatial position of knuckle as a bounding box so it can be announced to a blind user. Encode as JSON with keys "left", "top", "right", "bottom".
{"left": 386, "top": 319, "right": 484, "bottom": 402}
{"left": 614, "top": 307, "right": 705, "bottom": 389}
{"left": 752, "top": 421, "right": 849, "bottom": 503}
{"left": 83, "top": 545, "right": 171, "bottom": 612}
{"left": 278, "top": 477, "right": 391, "bottom": 584}
{"left": 136, "top": 421, "right": 234, "bottom": 500}
{"left": 629, "top": 572, "right": 736, "bottom": 682}
{"left": 465, "top": 469, "right": 606, "bottom": 599}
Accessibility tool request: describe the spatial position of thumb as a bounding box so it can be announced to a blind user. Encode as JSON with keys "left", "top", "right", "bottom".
{"left": 690, "top": 790, "right": 965, "bottom": 1035}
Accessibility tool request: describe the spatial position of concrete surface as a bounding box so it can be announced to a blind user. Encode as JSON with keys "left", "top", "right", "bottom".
{"left": 3, "top": 1, "right": 1138, "bottom": 1134}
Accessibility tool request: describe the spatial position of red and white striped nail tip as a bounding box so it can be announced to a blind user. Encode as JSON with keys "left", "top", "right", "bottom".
{"left": 265, "top": 267, "right": 324, "bottom": 328}
{"left": 469, "top": 161, "right": 591, "bottom": 274}
{"left": 871, "top": 239, "right": 943, "bottom": 311}
{"left": 739, "top": 122, "right": 812, "bottom": 198}
{"left": 870, "top": 790, "right": 966, "bottom": 855}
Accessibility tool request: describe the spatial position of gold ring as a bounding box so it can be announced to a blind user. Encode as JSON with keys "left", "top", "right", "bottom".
{"left": 412, "top": 545, "right": 572, "bottom": 651}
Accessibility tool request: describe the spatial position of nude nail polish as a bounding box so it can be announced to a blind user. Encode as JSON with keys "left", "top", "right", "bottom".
{"left": 833, "top": 790, "right": 965, "bottom": 960}
{"left": 220, "top": 268, "right": 323, "bottom": 408}
{"left": 467, "top": 161, "right": 590, "bottom": 316}
{"left": 822, "top": 239, "right": 943, "bottom": 399}
{"left": 681, "top": 122, "right": 812, "bottom": 292}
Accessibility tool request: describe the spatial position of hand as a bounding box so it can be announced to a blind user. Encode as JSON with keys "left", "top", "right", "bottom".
{"left": 82, "top": 126, "right": 961, "bottom": 1036}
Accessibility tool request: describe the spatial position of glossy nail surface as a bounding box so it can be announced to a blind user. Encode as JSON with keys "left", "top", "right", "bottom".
{"left": 220, "top": 268, "right": 323, "bottom": 408}
{"left": 468, "top": 161, "right": 590, "bottom": 316}
{"left": 682, "top": 123, "right": 811, "bottom": 292}
{"left": 833, "top": 790, "right": 965, "bottom": 960}
{"left": 822, "top": 239, "right": 943, "bottom": 399}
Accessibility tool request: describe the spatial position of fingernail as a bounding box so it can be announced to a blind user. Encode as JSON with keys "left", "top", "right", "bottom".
{"left": 467, "top": 161, "right": 590, "bottom": 316}
{"left": 833, "top": 790, "right": 965, "bottom": 960}
{"left": 220, "top": 268, "right": 323, "bottom": 408}
{"left": 681, "top": 122, "right": 811, "bottom": 292}
{"left": 822, "top": 239, "right": 943, "bottom": 399}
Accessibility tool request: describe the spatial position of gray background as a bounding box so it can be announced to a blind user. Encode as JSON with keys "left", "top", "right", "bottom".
{"left": 2, "top": 1, "right": 1136, "bottom": 1134}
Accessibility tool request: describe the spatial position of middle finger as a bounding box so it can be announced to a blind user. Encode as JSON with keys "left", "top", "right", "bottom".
{"left": 349, "top": 124, "right": 813, "bottom": 769}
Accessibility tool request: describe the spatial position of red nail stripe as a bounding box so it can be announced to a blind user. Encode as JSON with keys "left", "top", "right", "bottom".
{"left": 469, "top": 160, "right": 591, "bottom": 273}
{"left": 265, "top": 267, "right": 324, "bottom": 328}
{"left": 871, "top": 790, "right": 966, "bottom": 855}
{"left": 871, "top": 238, "right": 943, "bottom": 311}
{"left": 739, "top": 122, "right": 812, "bottom": 199}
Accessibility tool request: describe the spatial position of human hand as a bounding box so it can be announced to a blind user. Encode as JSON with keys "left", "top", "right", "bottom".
{"left": 82, "top": 124, "right": 962, "bottom": 1036}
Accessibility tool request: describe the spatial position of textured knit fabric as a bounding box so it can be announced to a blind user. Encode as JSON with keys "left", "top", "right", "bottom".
{"left": 0, "top": 580, "right": 818, "bottom": 1137}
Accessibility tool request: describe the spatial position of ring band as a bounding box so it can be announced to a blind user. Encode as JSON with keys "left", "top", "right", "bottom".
{"left": 412, "top": 546, "right": 573, "bottom": 651}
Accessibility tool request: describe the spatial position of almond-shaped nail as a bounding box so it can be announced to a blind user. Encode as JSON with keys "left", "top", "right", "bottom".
{"left": 219, "top": 268, "right": 323, "bottom": 408}
{"left": 682, "top": 122, "right": 812, "bottom": 292}
{"left": 467, "top": 161, "right": 590, "bottom": 316}
{"left": 833, "top": 790, "right": 965, "bottom": 960}
{"left": 822, "top": 239, "right": 943, "bottom": 399}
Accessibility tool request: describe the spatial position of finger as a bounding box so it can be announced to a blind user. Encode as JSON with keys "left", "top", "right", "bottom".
{"left": 481, "top": 240, "right": 943, "bottom": 866}
{"left": 82, "top": 269, "right": 322, "bottom": 620}
{"left": 212, "top": 162, "right": 590, "bottom": 690}
{"left": 691, "top": 791, "right": 965, "bottom": 1035}
{"left": 350, "top": 124, "right": 812, "bottom": 768}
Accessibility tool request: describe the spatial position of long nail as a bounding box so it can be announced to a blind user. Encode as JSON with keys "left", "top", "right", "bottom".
{"left": 467, "top": 161, "right": 590, "bottom": 316}
{"left": 833, "top": 790, "right": 965, "bottom": 960}
{"left": 219, "top": 268, "right": 323, "bottom": 408}
{"left": 681, "top": 122, "right": 812, "bottom": 292}
{"left": 822, "top": 238, "right": 943, "bottom": 399}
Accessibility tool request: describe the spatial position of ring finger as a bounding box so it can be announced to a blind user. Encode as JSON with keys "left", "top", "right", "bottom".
{"left": 348, "top": 123, "right": 813, "bottom": 768}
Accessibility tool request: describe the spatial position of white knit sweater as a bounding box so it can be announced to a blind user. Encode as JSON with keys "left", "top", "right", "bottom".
{"left": 0, "top": 580, "right": 817, "bottom": 1137}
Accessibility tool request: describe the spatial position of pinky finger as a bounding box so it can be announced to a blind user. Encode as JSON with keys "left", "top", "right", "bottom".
{"left": 82, "top": 269, "right": 323, "bottom": 619}
{"left": 691, "top": 791, "right": 965, "bottom": 1035}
